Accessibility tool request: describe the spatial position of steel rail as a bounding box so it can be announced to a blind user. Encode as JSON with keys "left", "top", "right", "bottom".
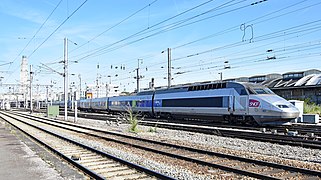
{"left": 8, "top": 111, "right": 321, "bottom": 178}
{"left": 0, "top": 112, "right": 174, "bottom": 180}
{"left": 137, "top": 121, "right": 321, "bottom": 149}
{"left": 0, "top": 115, "right": 105, "bottom": 180}
{"left": 12, "top": 110, "right": 321, "bottom": 148}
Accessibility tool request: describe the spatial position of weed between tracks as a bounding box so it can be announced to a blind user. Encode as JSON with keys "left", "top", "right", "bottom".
{"left": 124, "top": 106, "right": 139, "bottom": 133}
{"left": 123, "top": 106, "right": 158, "bottom": 133}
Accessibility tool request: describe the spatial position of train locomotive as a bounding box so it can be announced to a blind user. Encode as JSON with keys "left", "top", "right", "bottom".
{"left": 75, "top": 81, "right": 299, "bottom": 126}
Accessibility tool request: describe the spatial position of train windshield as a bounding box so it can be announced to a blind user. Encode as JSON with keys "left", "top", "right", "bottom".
{"left": 244, "top": 83, "right": 275, "bottom": 95}
{"left": 251, "top": 88, "right": 274, "bottom": 94}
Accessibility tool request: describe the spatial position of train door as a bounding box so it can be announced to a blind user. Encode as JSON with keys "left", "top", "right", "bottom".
{"left": 228, "top": 95, "right": 235, "bottom": 114}
{"left": 106, "top": 97, "right": 109, "bottom": 110}
{"left": 227, "top": 88, "right": 235, "bottom": 114}
{"left": 239, "top": 96, "right": 249, "bottom": 115}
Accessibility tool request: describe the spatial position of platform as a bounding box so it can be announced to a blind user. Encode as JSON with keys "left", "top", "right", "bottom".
{"left": 0, "top": 119, "right": 85, "bottom": 180}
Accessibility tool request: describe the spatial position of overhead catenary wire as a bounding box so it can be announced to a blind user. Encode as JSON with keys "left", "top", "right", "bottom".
{"left": 180, "top": 40, "right": 321, "bottom": 74}
{"left": 3, "top": 0, "right": 88, "bottom": 85}
{"left": 3, "top": 0, "right": 65, "bottom": 84}
{"left": 13, "top": 0, "right": 321, "bottom": 93}
{"left": 172, "top": 0, "right": 310, "bottom": 50}
{"left": 110, "top": 23, "right": 321, "bottom": 87}
{"left": 46, "top": 0, "right": 268, "bottom": 82}
{"left": 65, "top": 0, "right": 160, "bottom": 56}
{"left": 28, "top": 0, "right": 88, "bottom": 59}
{"left": 114, "top": 0, "right": 317, "bottom": 75}
{"left": 72, "top": 0, "right": 245, "bottom": 62}
{"left": 79, "top": 0, "right": 314, "bottom": 76}
{"left": 43, "top": 0, "right": 161, "bottom": 71}
{"left": 171, "top": 18, "right": 321, "bottom": 62}
{"left": 11, "top": 0, "right": 64, "bottom": 64}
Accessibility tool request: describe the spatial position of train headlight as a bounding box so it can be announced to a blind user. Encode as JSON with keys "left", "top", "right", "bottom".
{"left": 276, "top": 105, "right": 289, "bottom": 108}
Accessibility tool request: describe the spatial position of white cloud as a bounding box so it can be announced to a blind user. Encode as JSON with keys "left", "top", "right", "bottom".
{"left": 0, "top": 0, "right": 53, "bottom": 25}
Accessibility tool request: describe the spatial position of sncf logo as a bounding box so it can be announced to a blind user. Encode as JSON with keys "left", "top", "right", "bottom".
{"left": 249, "top": 99, "right": 260, "bottom": 107}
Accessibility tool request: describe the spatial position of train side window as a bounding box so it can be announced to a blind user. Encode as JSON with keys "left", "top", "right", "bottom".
{"left": 162, "top": 97, "right": 223, "bottom": 107}
{"left": 227, "top": 83, "right": 248, "bottom": 95}
{"left": 240, "top": 89, "right": 248, "bottom": 95}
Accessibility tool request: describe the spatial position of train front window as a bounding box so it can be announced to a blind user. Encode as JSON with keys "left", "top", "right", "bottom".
{"left": 263, "top": 88, "right": 275, "bottom": 94}
{"left": 252, "top": 88, "right": 274, "bottom": 94}
{"left": 253, "top": 88, "right": 266, "bottom": 94}
{"left": 243, "top": 82, "right": 275, "bottom": 95}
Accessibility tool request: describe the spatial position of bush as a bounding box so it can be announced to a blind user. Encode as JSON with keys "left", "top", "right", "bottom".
{"left": 303, "top": 100, "right": 321, "bottom": 115}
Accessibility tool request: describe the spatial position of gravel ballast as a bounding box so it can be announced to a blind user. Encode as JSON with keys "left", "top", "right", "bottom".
{"left": 19, "top": 113, "right": 321, "bottom": 178}
{"left": 67, "top": 116, "right": 321, "bottom": 164}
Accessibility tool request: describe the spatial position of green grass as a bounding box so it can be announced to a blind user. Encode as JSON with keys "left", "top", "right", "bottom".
{"left": 124, "top": 106, "right": 139, "bottom": 133}
{"left": 148, "top": 119, "right": 159, "bottom": 133}
{"left": 148, "top": 127, "right": 157, "bottom": 133}
{"left": 303, "top": 99, "right": 321, "bottom": 115}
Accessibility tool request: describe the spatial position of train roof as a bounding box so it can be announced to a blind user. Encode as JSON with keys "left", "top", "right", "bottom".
{"left": 137, "top": 81, "right": 266, "bottom": 95}
{"left": 137, "top": 86, "right": 188, "bottom": 95}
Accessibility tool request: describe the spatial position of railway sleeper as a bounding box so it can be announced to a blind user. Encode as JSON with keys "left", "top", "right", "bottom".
{"left": 81, "top": 160, "right": 114, "bottom": 167}
{"left": 278, "top": 172, "right": 301, "bottom": 179}
{"left": 89, "top": 163, "right": 121, "bottom": 171}
{"left": 246, "top": 165, "right": 269, "bottom": 172}
{"left": 112, "top": 173, "right": 150, "bottom": 180}
{"left": 94, "top": 166, "right": 129, "bottom": 174}
{"left": 78, "top": 155, "right": 104, "bottom": 161}
{"left": 260, "top": 169, "right": 286, "bottom": 176}
{"left": 63, "top": 151, "right": 93, "bottom": 157}
{"left": 79, "top": 158, "right": 109, "bottom": 164}
{"left": 73, "top": 153, "right": 100, "bottom": 158}
{"left": 101, "top": 169, "right": 136, "bottom": 177}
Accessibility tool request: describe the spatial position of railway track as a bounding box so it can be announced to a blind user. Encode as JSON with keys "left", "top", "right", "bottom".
{"left": 48, "top": 109, "right": 321, "bottom": 149}
{"left": 4, "top": 111, "right": 321, "bottom": 179}
{"left": 140, "top": 121, "right": 321, "bottom": 149}
{"left": 33, "top": 108, "right": 321, "bottom": 136}
{"left": 0, "top": 111, "right": 173, "bottom": 180}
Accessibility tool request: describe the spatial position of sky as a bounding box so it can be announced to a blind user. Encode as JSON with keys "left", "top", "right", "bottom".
{"left": 0, "top": 0, "right": 321, "bottom": 95}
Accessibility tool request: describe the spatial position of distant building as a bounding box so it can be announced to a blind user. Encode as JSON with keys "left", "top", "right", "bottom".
{"left": 225, "top": 69, "right": 321, "bottom": 104}
{"left": 20, "top": 55, "right": 28, "bottom": 94}
{"left": 224, "top": 77, "right": 249, "bottom": 82}
{"left": 267, "top": 69, "right": 321, "bottom": 104}
{"left": 249, "top": 73, "right": 282, "bottom": 83}
{"left": 85, "top": 83, "right": 120, "bottom": 99}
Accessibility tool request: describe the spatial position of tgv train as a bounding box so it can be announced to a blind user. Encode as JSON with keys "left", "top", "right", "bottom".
{"left": 73, "top": 81, "right": 299, "bottom": 125}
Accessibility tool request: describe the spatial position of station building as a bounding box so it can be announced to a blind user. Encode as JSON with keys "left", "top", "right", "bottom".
{"left": 241, "top": 69, "right": 321, "bottom": 104}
